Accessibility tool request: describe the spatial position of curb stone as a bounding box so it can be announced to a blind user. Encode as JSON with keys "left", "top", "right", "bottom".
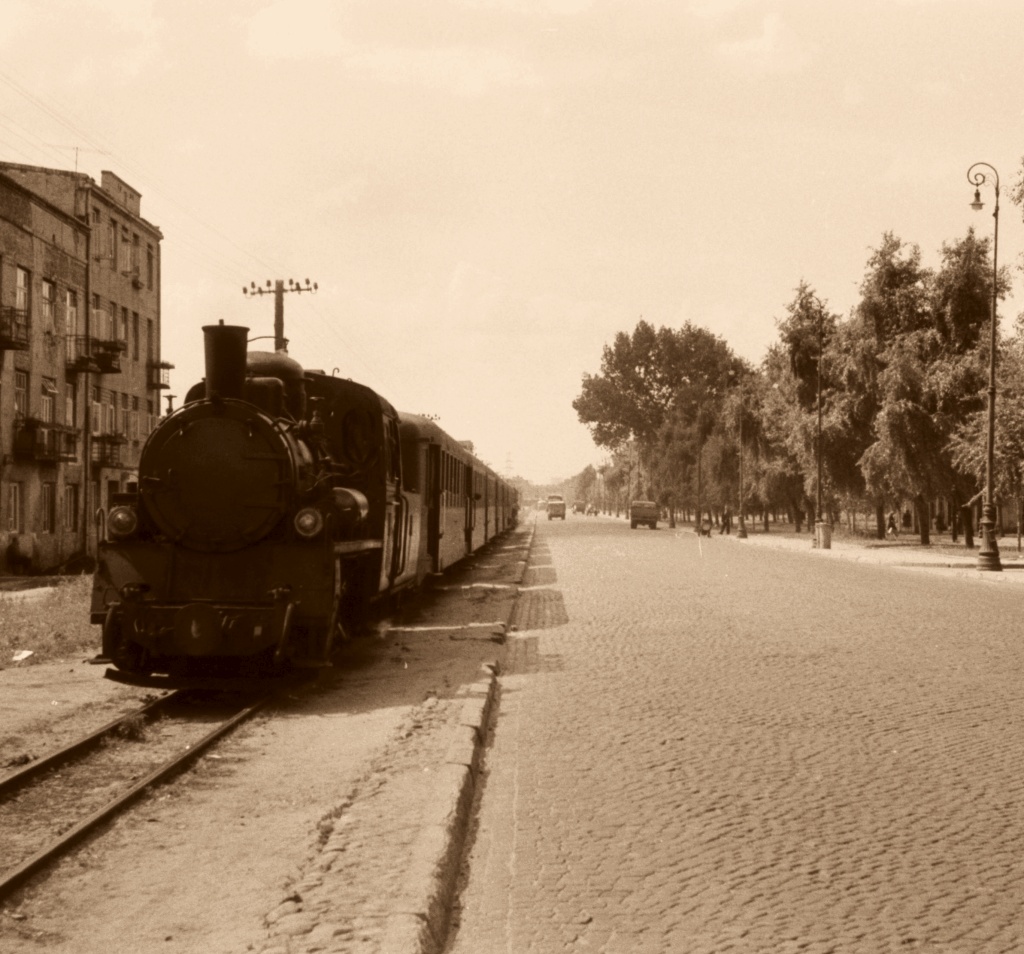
{"left": 380, "top": 520, "right": 536, "bottom": 954}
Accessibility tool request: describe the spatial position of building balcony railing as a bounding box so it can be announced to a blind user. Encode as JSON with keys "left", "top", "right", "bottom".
{"left": 65, "top": 335, "right": 124, "bottom": 374}
{"left": 91, "top": 432, "right": 128, "bottom": 468}
{"left": 147, "top": 360, "right": 174, "bottom": 389}
{"left": 1, "top": 306, "right": 31, "bottom": 350}
{"left": 13, "top": 418, "right": 79, "bottom": 463}
{"left": 97, "top": 337, "right": 128, "bottom": 354}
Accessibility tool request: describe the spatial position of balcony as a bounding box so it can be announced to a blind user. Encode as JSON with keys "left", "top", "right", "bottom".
{"left": 13, "top": 419, "right": 79, "bottom": 463}
{"left": 65, "top": 336, "right": 125, "bottom": 374}
{"left": 1, "top": 306, "right": 30, "bottom": 350}
{"left": 147, "top": 360, "right": 174, "bottom": 389}
{"left": 91, "top": 432, "right": 128, "bottom": 468}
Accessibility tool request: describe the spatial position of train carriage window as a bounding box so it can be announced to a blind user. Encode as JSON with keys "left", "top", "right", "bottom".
{"left": 401, "top": 435, "right": 420, "bottom": 492}
{"left": 386, "top": 418, "right": 400, "bottom": 481}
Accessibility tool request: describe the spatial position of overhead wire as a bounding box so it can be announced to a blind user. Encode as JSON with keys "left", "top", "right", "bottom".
{"left": 0, "top": 68, "right": 395, "bottom": 393}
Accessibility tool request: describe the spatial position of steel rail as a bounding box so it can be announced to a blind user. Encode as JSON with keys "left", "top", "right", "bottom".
{"left": 0, "top": 692, "right": 273, "bottom": 900}
{"left": 0, "top": 693, "right": 178, "bottom": 799}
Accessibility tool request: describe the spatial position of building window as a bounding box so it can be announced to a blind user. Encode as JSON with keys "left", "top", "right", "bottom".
{"left": 147, "top": 245, "right": 154, "bottom": 289}
{"left": 40, "top": 377, "right": 57, "bottom": 424}
{"left": 41, "top": 483, "right": 56, "bottom": 534}
{"left": 121, "top": 306, "right": 129, "bottom": 344}
{"left": 119, "top": 227, "right": 132, "bottom": 274}
{"left": 63, "top": 485, "right": 79, "bottom": 532}
{"left": 14, "top": 371, "right": 27, "bottom": 418}
{"left": 91, "top": 386, "right": 102, "bottom": 435}
{"left": 120, "top": 393, "right": 129, "bottom": 436}
{"left": 129, "top": 395, "right": 139, "bottom": 441}
{"left": 107, "top": 220, "right": 117, "bottom": 269}
{"left": 15, "top": 266, "right": 29, "bottom": 313}
{"left": 147, "top": 318, "right": 154, "bottom": 361}
{"left": 6, "top": 483, "right": 23, "bottom": 532}
{"left": 132, "top": 312, "right": 139, "bottom": 360}
{"left": 65, "top": 385, "right": 76, "bottom": 429}
{"left": 65, "top": 289, "right": 78, "bottom": 336}
{"left": 104, "top": 391, "right": 116, "bottom": 434}
{"left": 41, "top": 279, "right": 55, "bottom": 327}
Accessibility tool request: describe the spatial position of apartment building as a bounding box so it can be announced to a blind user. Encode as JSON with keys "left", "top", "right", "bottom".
{"left": 0, "top": 163, "right": 170, "bottom": 573}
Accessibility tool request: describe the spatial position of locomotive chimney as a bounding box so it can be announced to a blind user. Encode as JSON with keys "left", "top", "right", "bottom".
{"left": 202, "top": 322, "right": 249, "bottom": 401}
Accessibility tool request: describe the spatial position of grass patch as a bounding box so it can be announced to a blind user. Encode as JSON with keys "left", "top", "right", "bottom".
{"left": 0, "top": 576, "right": 99, "bottom": 667}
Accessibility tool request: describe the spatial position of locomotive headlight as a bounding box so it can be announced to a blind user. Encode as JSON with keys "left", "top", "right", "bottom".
{"left": 107, "top": 505, "right": 139, "bottom": 539}
{"left": 294, "top": 507, "right": 324, "bottom": 539}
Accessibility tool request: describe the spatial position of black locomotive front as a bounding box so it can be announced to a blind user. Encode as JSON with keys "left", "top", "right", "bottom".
{"left": 91, "top": 323, "right": 372, "bottom": 679}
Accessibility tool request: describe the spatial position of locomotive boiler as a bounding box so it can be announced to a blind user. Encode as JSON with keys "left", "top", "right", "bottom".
{"left": 91, "top": 322, "right": 517, "bottom": 682}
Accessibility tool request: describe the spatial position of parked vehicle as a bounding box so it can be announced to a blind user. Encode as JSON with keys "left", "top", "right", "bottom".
{"left": 629, "top": 500, "right": 659, "bottom": 530}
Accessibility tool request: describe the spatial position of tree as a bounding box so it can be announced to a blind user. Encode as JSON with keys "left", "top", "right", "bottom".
{"left": 573, "top": 320, "right": 680, "bottom": 450}
{"left": 573, "top": 464, "right": 598, "bottom": 509}
{"left": 775, "top": 282, "right": 841, "bottom": 526}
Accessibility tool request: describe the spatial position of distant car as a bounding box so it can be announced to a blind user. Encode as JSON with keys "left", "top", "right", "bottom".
{"left": 547, "top": 494, "right": 567, "bottom": 520}
{"left": 629, "top": 500, "right": 658, "bottom": 530}
{"left": 572, "top": 502, "right": 585, "bottom": 514}
{"left": 586, "top": 504, "right": 597, "bottom": 516}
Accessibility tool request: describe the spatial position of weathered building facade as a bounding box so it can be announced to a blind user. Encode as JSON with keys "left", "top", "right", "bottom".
{"left": 0, "top": 163, "right": 169, "bottom": 573}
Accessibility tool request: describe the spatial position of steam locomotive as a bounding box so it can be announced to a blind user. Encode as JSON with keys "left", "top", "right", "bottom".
{"left": 90, "top": 322, "right": 518, "bottom": 682}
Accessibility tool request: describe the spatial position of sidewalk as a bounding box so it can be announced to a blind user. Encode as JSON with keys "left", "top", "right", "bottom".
{"left": 724, "top": 523, "right": 1024, "bottom": 586}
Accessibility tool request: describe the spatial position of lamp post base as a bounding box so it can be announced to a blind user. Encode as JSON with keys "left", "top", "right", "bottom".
{"left": 977, "top": 504, "right": 1002, "bottom": 572}
{"left": 737, "top": 516, "right": 747, "bottom": 539}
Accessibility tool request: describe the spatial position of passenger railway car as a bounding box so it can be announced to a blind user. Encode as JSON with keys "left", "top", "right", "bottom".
{"left": 90, "top": 323, "right": 517, "bottom": 680}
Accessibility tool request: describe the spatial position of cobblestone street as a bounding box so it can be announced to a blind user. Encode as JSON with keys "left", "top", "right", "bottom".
{"left": 447, "top": 515, "right": 1024, "bottom": 953}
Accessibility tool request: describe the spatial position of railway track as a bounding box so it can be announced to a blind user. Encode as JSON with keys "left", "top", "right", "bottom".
{"left": 0, "top": 688, "right": 276, "bottom": 900}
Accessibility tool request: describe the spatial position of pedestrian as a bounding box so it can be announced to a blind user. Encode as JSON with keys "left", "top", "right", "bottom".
{"left": 721, "top": 506, "right": 731, "bottom": 534}
{"left": 886, "top": 510, "right": 899, "bottom": 538}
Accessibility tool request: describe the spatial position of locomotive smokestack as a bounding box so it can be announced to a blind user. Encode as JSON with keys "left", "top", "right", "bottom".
{"left": 202, "top": 322, "right": 249, "bottom": 401}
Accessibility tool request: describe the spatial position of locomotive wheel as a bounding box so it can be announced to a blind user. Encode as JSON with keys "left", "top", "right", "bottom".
{"left": 102, "top": 606, "right": 151, "bottom": 675}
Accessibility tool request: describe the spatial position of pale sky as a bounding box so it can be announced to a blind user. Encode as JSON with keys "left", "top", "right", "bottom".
{"left": 1, "top": 0, "right": 1022, "bottom": 484}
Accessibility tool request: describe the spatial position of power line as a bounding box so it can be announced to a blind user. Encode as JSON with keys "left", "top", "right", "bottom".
{"left": 0, "top": 68, "right": 396, "bottom": 394}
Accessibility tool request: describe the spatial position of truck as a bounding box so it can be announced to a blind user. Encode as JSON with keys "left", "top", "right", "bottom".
{"left": 546, "top": 494, "right": 567, "bottom": 520}
{"left": 629, "top": 500, "right": 659, "bottom": 530}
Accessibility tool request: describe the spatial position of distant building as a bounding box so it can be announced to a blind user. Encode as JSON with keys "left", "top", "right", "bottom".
{"left": 0, "top": 163, "right": 171, "bottom": 573}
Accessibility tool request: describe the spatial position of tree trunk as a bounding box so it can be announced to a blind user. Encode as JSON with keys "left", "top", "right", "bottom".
{"left": 915, "top": 494, "right": 930, "bottom": 546}
{"left": 951, "top": 491, "right": 960, "bottom": 542}
{"left": 961, "top": 504, "right": 974, "bottom": 549}
{"left": 1011, "top": 491, "right": 1019, "bottom": 552}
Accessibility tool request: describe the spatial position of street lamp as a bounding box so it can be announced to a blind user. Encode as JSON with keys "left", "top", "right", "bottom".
{"left": 967, "top": 162, "right": 1002, "bottom": 572}
{"left": 737, "top": 407, "right": 747, "bottom": 538}
{"left": 814, "top": 299, "right": 830, "bottom": 549}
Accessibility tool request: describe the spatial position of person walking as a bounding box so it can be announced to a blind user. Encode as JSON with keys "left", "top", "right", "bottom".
{"left": 886, "top": 510, "right": 899, "bottom": 539}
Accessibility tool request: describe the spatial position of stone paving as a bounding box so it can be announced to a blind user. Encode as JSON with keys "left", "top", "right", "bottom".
{"left": 445, "top": 515, "right": 1024, "bottom": 953}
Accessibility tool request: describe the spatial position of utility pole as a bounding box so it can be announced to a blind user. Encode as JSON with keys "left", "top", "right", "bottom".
{"left": 243, "top": 278, "right": 318, "bottom": 352}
